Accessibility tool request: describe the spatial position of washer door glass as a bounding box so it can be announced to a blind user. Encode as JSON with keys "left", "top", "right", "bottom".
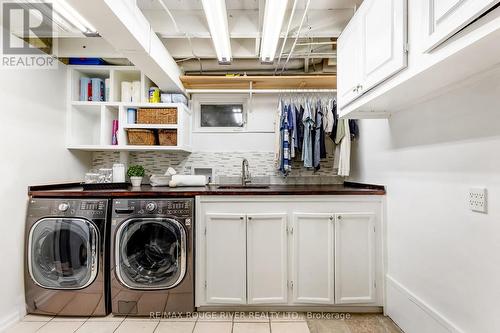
{"left": 29, "top": 218, "right": 99, "bottom": 289}
{"left": 117, "top": 218, "right": 187, "bottom": 290}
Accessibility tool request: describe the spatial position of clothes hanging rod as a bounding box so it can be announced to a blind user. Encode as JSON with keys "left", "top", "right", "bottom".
{"left": 186, "top": 89, "right": 337, "bottom": 94}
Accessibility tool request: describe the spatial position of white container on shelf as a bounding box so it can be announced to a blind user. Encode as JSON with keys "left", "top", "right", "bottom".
{"left": 132, "top": 81, "right": 141, "bottom": 102}
{"left": 121, "top": 82, "right": 132, "bottom": 102}
{"left": 112, "top": 163, "right": 125, "bottom": 182}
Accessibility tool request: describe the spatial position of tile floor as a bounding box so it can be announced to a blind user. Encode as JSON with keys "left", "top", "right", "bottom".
{"left": 6, "top": 312, "right": 403, "bottom": 333}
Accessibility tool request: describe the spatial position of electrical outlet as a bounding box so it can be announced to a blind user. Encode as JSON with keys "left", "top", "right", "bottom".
{"left": 469, "top": 187, "right": 487, "bottom": 213}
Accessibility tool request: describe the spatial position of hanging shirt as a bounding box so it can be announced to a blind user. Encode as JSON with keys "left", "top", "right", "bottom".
{"left": 335, "top": 115, "right": 345, "bottom": 145}
{"left": 349, "top": 119, "right": 359, "bottom": 140}
{"left": 280, "top": 103, "right": 292, "bottom": 175}
{"left": 274, "top": 100, "right": 283, "bottom": 170}
{"left": 292, "top": 104, "right": 299, "bottom": 151}
{"left": 329, "top": 99, "right": 338, "bottom": 143}
{"left": 296, "top": 105, "right": 305, "bottom": 153}
{"left": 338, "top": 119, "right": 351, "bottom": 177}
{"left": 319, "top": 104, "right": 327, "bottom": 159}
{"left": 313, "top": 100, "right": 323, "bottom": 170}
{"left": 324, "top": 100, "right": 334, "bottom": 134}
{"left": 301, "top": 101, "right": 314, "bottom": 168}
{"left": 289, "top": 105, "right": 296, "bottom": 158}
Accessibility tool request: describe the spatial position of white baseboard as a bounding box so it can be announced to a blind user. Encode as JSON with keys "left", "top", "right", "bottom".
{"left": 0, "top": 309, "right": 23, "bottom": 333}
{"left": 386, "top": 275, "right": 464, "bottom": 333}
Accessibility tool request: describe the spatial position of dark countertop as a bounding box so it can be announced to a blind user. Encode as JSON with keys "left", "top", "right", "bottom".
{"left": 28, "top": 182, "right": 385, "bottom": 197}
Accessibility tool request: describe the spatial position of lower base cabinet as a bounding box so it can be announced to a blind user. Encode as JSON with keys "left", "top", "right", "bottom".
{"left": 196, "top": 196, "right": 383, "bottom": 307}
{"left": 205, "top": 213, "right": 246, "bottom": 304}
{"left": 335, "top": 213, "right": 376, "bottom": 304}
{"left": 292, "top": 213, "right": 335, "bottom": 304}
{"left": 247, "top": 213, "right": 288, "bottom": 304}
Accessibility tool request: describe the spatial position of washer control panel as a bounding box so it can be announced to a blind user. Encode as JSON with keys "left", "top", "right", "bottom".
{"left": 113, "top": 199, "right": 193, "bottom": 218}
{"left": 28, "top": 199, "right": 108, "bottom": 219}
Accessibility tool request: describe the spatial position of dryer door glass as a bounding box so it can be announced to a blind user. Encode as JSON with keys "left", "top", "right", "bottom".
{"left": 29, "top": 218, "right": 99, "bottom": 289}
{"left": 117, "top": 218, "right": 187, "bottom": 290}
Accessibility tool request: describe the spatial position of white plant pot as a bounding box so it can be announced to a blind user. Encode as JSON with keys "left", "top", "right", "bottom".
{"left": 130, "top": 176, "right": 143, "bottom": 187}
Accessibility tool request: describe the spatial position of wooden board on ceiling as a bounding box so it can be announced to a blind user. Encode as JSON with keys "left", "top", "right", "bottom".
{"left": 180, "top": 75, "right": 337, "bottom": 89}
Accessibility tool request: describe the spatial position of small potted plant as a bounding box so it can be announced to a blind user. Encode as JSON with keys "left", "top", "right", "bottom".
{"left": 127, "top": 165, "right": 145, "bottom": 187}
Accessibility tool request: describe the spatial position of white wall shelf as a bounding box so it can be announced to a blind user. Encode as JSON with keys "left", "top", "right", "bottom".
{"left": 66, "top": 65, "right": 192, "bottom": 152}
{"left": 67, "top": 145, "right": 193, "bottom": 152}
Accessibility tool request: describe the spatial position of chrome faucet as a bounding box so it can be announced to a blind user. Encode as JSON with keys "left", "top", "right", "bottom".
{"left": 241, "top": 158, "right": 251, "bottom": 185}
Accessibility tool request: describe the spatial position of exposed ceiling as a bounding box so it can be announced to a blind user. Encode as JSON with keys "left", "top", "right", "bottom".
{"left": 134, "top": 0, "right": 362, "bottom": 75}
{"left": 13, "top": 0, "right": 362, "bottom": 75}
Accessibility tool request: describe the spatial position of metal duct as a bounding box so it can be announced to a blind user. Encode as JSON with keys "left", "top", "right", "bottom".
{"left": 178, "top": 58, "right": 325, "bottom": 75}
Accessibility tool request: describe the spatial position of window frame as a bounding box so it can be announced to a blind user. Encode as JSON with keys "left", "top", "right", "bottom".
{"left": 192, "top": 94, "right": 249, "bottom": 133}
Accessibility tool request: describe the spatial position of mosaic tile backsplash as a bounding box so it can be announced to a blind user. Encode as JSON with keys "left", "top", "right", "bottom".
{"left": 91, "top": 150, "right": 343, "bottom": 184}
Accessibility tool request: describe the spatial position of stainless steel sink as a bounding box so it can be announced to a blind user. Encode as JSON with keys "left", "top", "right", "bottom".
{"left": 216, "top": 184, "right": 270, "bottom": 189}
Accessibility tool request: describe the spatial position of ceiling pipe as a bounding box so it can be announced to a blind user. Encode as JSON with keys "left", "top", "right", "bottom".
{"left": 274, "top": 0, "right": 298, "bottom": 74}
{"left": 157, "top": 0, "right": 203, "bottom": 74}
{"left": 280, "top": 0, "right": 311, "bottom": 74}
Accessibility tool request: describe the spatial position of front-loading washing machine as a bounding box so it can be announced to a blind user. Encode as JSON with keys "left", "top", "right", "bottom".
{"left": 111, "top": 198, "right": 194, "bottom": 316}
{"left": 25, "top": 198, "right": 110, "bottom": 316}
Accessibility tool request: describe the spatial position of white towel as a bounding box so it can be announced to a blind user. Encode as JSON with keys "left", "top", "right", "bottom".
{"left": 171, "top": 175, "right": 206, "bottom": 187}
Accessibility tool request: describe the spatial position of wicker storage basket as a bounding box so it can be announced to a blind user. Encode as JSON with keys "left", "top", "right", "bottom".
{"left": 126, "top": 129, "right": 156, "bottom": 145}
{"left": 158, "top": 129, "right": 177, "bottom": 146}
{"left": 137, "top": 108, "right": 177, "bottom": 124}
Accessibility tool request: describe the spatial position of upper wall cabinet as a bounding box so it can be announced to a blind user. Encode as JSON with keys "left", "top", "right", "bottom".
{"left": 337, "top": 0, "right": 408, "bottom": 109}
{"left": 338, "top": 0, "right": 500, "bottom": 119}
{"left": 337, "top": 16, "right": 363, "bottom": 107}
{"left": 361, "top": 0, "right": 408, "bottom": 93}
{"left": 423, "top": 0, "right": 500, "bottom": 52}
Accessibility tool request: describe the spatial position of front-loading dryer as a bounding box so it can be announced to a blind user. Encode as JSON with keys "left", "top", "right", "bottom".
{"left": 25, "top": 198, "right": 110, "bottom": 316}
{"left": 111, "top": 198, "right": 194, "bottom": 316}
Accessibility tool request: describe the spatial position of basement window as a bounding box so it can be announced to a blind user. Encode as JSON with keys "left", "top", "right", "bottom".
{"left": 200, "top": 104, "right": 244, "bottom": 127}
{"left": 193, "top": 95, "right": 248, "bottom": 132}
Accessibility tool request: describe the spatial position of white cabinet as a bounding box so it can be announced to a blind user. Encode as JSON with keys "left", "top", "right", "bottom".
{"left": 423, "top": 0, "right": 500, "bottom": 51}
{"left": 334, "top": 213, "right": 376, "bottom": 304}
{"left": 196, "top": 196, "right": 384, "bottom": 308}
{"left": 291, "top": 213, "right": 335, "bottom": 304}
{"left": 247, "top": 214, "right": 288, "bottom": 304}
{"left": 337, "top": 16, "right": 363, "bottom": 107}
{"left": 337, "top": 0, "right": 407, "bottom": 109}
{"left": 205, "top": 213, "right": 246, "bottom": 304}
{"left": 360, "top": 0, "right": 407, "bottom": 93}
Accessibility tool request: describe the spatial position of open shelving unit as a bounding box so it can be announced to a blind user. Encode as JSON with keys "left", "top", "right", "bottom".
{"left": 66, "top": 66, "right": 192, "bottom": 152}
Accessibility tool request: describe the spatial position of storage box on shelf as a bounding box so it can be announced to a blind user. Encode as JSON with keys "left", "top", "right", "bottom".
{"left": 66, "top": 65, "right": 191, "bottom": 152}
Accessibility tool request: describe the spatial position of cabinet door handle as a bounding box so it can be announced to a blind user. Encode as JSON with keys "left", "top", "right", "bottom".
{"left": 337, "top": 215, "right": 342, "bottom": 220}
{"left": 248, "top": 217, "right": 252, "bottom": 220}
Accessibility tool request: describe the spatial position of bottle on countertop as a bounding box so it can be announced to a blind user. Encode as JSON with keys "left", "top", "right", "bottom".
{"left": 112, "top": 163, "right": 125, "bottom": 183}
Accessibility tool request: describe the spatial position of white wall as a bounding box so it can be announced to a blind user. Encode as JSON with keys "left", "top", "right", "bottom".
{"left": 350, "top": 68, "right": 500, "bottom": 333}
{"left": 0, "top": 65, "right": 90, "bottom": 330}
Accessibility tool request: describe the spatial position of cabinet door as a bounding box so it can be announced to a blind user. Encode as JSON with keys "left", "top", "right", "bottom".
{"left": 361, "top": 0, "right": 407, "bottom": 92}
{"left": 337, "top": 14, "right": 363, "bottom": 109}
{"left": 424, "top": 0, "right": 500, "bottom": 51}
{"left": 291, "top": 213, "right": 334, "bottom": 304}
{"left": 247, "top": 213, "right": 288, "bottom": 304}
{"left": 205, "top": 213, "right": 246, "bottom": 304}
{"left": 334, "top": 213, "right": 376, "bottom": 304}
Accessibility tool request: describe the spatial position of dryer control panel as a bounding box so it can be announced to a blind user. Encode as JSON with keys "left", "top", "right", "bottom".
{"left": 113, "top": 199, "right": 194, "bottom": 219}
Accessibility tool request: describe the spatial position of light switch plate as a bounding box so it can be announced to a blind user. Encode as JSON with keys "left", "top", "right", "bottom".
{"left": 469, "top": 187, "right": 487, "bottom": 213}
